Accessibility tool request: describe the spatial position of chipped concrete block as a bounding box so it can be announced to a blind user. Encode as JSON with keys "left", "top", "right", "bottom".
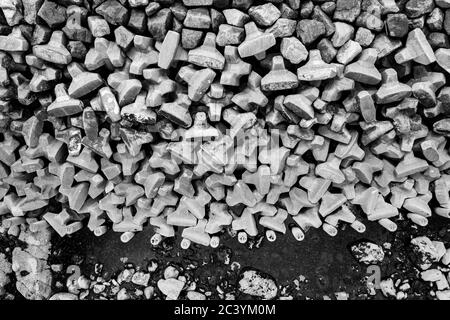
{"left": 395, "top": 29, "right": 436, "bottom": 65}
{"left": 297, "top": 50, "right": 337, "bottom": 81}
{"left": 188, "top": 32, "right": 224, "bottom": 69}
{"left": 238, "top": 22, "right": 276, "bottom": 59}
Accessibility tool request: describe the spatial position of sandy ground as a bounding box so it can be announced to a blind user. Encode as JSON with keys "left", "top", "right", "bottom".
{"left": 44, "top": 215, "right": 448, "bottom": 299}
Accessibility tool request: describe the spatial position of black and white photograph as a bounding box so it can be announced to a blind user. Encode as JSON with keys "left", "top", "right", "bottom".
{"left": 0, "top": 0, "right": 449, "bottom": 314}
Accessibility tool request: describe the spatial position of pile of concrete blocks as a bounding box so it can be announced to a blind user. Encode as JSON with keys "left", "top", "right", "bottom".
{"left": 0, "top": 0, "right": 449, "bottom": 248}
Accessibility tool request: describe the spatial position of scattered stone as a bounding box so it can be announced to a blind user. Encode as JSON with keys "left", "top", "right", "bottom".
{"left": 49, "top": 292, "right": 78, "bottom": 300}
{"left": 184, "top": 8, "right": 211, "bottom": 29}
{"left": 334, "top": 0, "right": 361, "bottom": 23}
{"left": 38, "top": 1, "right": 67, "bottom": 28}
{"left": 157, "top": 278, "right": 185, "bottom": 300}
{"left": 13, "top": 247, "right": 52, "bottom": 300}
{"left": 350, "top": 241, "right": 385, "bottom": 265}
{"left": 144, "top": 286, "right": 154, "bottom": 299}
{"left": 164, "top": 265, "right": 180, "bottom": 279}
{"left": 216, "top": 24, "right": 244, "bottom": 46}
{"left": 117, "top": 268, "right": 135, "bottom": 284}
{"left": 248, "top": 3, "right": 281, "bottom": 27}
{"left": 182, "top": 28, "right": 204, "bottom": 49}
{"left": 147, "top": 8, "right": 172, "bottom": 41}
{"left": 96, "top": 0, "right": 129, "bottom": 26}
{"left": 266, "top": 18, "right": 296, "bottom": 38}
{"left": 410, "top": 236, "right": 441, "bottom": 270}
{"left": 117, "top": 287, "right": 130, "bottom": 300}
{"left": 380, "top": 278, "right": 396, "bottom": 297}
{"left": 187, "top": 291, "right": 207, "bottom": 300}
{"left": 296, "top": 19, "right": 326, "bottom": 45}
{"left": 280, "top": 37, "right": 308, "bottom": 64}
{"left": 238, "top": 268, "right": 278, "bottom": 300}
{"left": 0, "top": 253, "right": 12, "bottom": 296}
{"left": 405, "top": 0, "right": 435, "bottom": 18}
{"left": 132, "top": 271, "right": 150, "bottom": 286}
{"left": 386, "top": 14, "right": 409, "bottom": 38}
